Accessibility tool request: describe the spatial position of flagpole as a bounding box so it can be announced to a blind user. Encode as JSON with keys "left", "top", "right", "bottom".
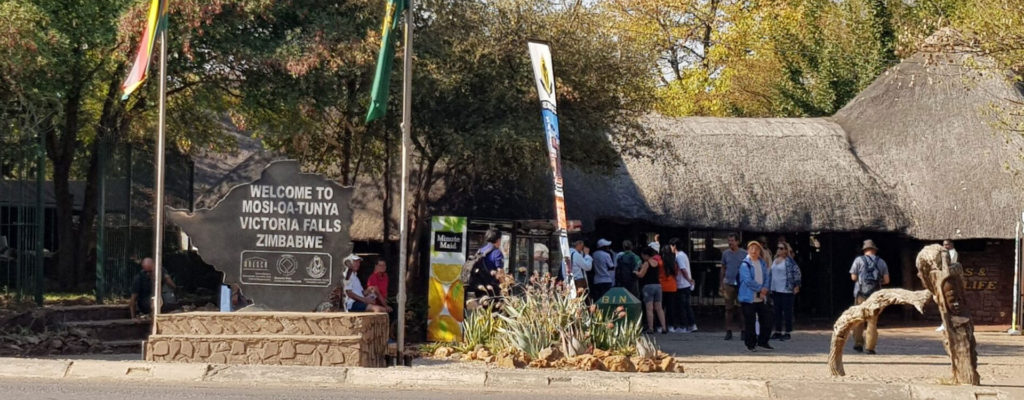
{"left": 152, "top": 28, "right": 168, "bottom": 335}
{"left": 396, "top": 0, "right": 413, "bottom": 361}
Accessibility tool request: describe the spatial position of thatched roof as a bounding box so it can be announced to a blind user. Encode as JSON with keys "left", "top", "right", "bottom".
{"left": 564, "top": 116, "right": 908, "bottom": 233}
{"left": 832, "top": 28, "right": 1024, "bottom": 240}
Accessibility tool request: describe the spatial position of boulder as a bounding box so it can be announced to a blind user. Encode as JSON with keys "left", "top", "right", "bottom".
{"left": 476, "top": 348, "right": 492, "bottom": 360}
{"left": 433, "top": 347, "right": 453, "bottom": 358}
{"left": 658, "top": 356, "right": 675, "bottom": 372}
{"left": 574, "top": 355, "right": 606, "bottom": 371}
{"left": 593, "top": 349, "right": 611, "bottom": 358}
{"left": 528, "top": 359, "right": 551, "bottom": 368}
{"left": 496, "top": 354, "right": 526, "bottom": 369}
{"left": 537, "top": 347, "right": 563, "bottom": 363}
{"left": 603, "top": 355, "right": 636, "bottom": 372}
{"left": 636, "top": 359, "right": 657, "bottom": 373}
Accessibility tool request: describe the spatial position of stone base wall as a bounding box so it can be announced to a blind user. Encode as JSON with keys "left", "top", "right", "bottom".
{"left": 145, "top": 312, "right": 387, "bottom": 367}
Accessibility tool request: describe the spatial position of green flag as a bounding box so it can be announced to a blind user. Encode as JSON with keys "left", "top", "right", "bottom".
{"left": 366, "top": 0, "right": 406, "bottom": 123}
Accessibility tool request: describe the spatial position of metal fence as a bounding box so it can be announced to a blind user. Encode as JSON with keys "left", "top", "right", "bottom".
{"left": 1, "top": 133, "right": 192, "bottom": 302}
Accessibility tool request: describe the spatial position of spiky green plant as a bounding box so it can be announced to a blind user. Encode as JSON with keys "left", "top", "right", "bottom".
{"left": 459, "top": 303, "right": 500, "bottom": 352}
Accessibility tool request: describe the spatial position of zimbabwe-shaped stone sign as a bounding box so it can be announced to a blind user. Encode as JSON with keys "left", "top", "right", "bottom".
{"left": 167, "top": 160, "right": 352, "bottom": 311}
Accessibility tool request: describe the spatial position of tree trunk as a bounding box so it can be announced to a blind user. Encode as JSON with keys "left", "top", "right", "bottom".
{"left": 51, "top": 83, "right": 82, "bottom": 290}
{"left": 404, "top": 155, "right": 437, "bottom": 292}
{"left": 382, "top": 124, "right": 393, "bottom": 263}
{"left": 916, "top": 244, "right": 981, "bottom": 385}
{"left": 827, "top": 288, "right": 932, "bottom": 376}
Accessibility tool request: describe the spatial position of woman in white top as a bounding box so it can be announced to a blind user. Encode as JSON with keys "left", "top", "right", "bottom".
{"left": 670, "top": 238, "right": 697, "bottom": 333}
{"left": 769, "top": 242, "right": 800, "bottom": 340}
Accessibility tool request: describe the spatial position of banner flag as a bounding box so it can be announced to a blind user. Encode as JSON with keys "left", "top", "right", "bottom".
{"left": 365, "top": 0, "right": 406, "bottom": 123}
{"left": 121, "top": 0, "right": 168, "bottom": 100}
{"left": 427, "top": 216, "right": 467, "bottom": 341}
{"left": 528, "top": 40, "right": 574, "bottom": 296}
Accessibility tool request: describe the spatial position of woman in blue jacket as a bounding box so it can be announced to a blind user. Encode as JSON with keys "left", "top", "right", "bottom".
{"left": 739, "top": 241, "right": 773, "bottom": 351}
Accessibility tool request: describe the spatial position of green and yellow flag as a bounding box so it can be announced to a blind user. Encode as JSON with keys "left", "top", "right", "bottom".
{"left": 365, "top": 0, "right": 406, "bottom": 123}
{"left": 121, "top": 0, "right": 168, "bottom": 100}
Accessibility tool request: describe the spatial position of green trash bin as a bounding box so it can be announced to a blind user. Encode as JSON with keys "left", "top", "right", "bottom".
{"left": 596, "top": 287, "right": 642, "bottom": 325}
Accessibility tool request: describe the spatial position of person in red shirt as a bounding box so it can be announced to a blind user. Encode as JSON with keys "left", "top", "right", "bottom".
{"left": 366, "top": 259, "right": 390, "bottom": 308}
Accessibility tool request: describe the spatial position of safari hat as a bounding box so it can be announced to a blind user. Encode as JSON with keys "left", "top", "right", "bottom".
{"left": 862, "top": 239, "right": 878, "bottom": 251}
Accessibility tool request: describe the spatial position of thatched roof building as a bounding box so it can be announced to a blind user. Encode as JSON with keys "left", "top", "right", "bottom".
{"left": 565, "top": 116, "right": 907, "bottom": 233}
{"left": 833, "top": 28, "right": 1024, "bottom": 240}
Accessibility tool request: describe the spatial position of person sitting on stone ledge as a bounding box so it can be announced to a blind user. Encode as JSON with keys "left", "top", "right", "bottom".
{"left": 129, "top": 257, "right": 179, "bottom": 319}
{"left": 343, "top": 254, "right": 391, "bottom": 313}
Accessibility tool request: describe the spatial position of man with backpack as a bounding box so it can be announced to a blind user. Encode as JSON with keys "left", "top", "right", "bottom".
{"left": 463, "top": 229, "right": 505, "bottom": 302}
{"left": 615, "top": 240, "right": 642, "bottom": 299}
{"left": 849, "top": 239, "right": 890, "bottom": 354}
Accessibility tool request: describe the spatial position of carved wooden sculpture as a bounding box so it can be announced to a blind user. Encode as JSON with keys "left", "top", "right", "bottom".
{"left": 827, "top": 288, "right": 932, "bottom": 376}
{"left": 828, "top": 245, "right": 980, "bottom": 385}
{"left": 916, "top": 244, "right": 980, "bottom": 385}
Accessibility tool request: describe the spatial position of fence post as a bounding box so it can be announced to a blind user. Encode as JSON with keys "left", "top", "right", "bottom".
{"left": 34, "top": 126, "right": 45, "bottom": 305}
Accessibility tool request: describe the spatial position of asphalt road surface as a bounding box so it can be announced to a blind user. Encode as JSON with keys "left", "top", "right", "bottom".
{"left": 0, "top": 378, "right": 714, "bottom": 400}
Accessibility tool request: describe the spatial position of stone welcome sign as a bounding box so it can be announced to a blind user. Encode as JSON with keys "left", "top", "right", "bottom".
{"left": 167, "top": 160, "right": 353, "bottom": 311}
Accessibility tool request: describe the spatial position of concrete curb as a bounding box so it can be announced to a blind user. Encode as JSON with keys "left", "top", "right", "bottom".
{"left": 0, "top": 357, "right": 1017, "bottom": 399}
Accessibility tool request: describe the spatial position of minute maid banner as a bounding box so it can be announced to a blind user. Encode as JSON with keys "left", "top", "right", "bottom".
{"left": 428, "top": 216, "right": 467, "bottom": 341}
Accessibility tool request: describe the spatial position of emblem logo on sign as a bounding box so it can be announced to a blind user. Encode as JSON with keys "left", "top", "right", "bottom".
{"left": 307, "top": 255, "right": 327, "bottom": 279}
{"left": 277, "top": 254, "right": 298, "bottom": 277}
{"left": 243, "top": 257, "right": 268, "bottom": 270}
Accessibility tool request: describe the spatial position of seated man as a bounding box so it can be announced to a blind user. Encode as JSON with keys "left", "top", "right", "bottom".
{"left": 129, "top": 257, "right": 177, "bottom": 319}
{"left": 343, "top": 254, "right": 390, "bottom": 313}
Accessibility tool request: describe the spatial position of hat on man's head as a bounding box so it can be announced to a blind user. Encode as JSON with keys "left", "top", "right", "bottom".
{"left": 745, "top": 241, "right": 763, "bottom": 251}
{"left": 597, "top": 238, "right": 612, "bottom": 248}
{"left": 343, "top": 254, "right": 363, "bottom": 266}
{"left": 862, "top": 240, "right": 878, "bottom": 251}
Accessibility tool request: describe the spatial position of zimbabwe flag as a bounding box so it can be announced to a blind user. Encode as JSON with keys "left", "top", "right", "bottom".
{"left": 121, "top": 0, "right": 168, "bottom": 100}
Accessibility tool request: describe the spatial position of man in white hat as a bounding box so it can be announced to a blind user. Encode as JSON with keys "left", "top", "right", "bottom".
{"left": 849, "top": 239, "right": 889, "bottom": 354}
{"left": 590, "top": 238, "right": 616, "bottom": 301}
{"left": 343, "top": 254, "right": 390, "bottom": 313}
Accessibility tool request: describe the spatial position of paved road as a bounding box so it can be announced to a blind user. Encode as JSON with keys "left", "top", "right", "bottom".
{"left": 0, "top": 378, "right": 715, "bottom": 400}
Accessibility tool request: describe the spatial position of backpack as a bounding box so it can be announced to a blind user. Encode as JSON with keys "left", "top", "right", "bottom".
{"left": 460, "top": 248, "right": 497, "bottom": 292}
{"left": 615, "top": 251, "right": 638, "bottom": 287}
{"left": 857, "top": 256, "right": 881, "bottom": 296}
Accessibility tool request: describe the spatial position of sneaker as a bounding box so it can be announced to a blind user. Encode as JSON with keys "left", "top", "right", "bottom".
{"left": 770, "top": 332, "right": 782, "bottom": 340}
{"left": 782, "top": 333, "right": 791, "bottom": 341}
{"left": 866, "top": 349, "right": 877, "bottom": 355}
{"left": 689, "top": 324, "right": 698, "bottom": 332}
{"left": 757, "top": 343, "right": 774, "bottom": 350}
{"left": 724, "top": 330, "right": 733, "bottom": 341}
{"left": 746, "top": 346, "right": 757, "bottom": 352}
{"left": 936, "top": 325, "right": 945, "bottom": 332}
{"left": 661, "top": 329, "right": 669, "bottom": 334}
{"left": 679, "top": 327, "right": 691, "bottom": 333}
{"left": 853, "top": 345, "right": 863, "bottom": 353}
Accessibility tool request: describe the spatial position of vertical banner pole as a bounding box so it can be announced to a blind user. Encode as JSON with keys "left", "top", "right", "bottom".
{"left": 152, "top": 29, "right": 168, "bottom": 335}
{"left": 396, "top": 0, "right": 414, "bottom": 359}
{"left": 527, "top": 40, "right": 573, "bottom": 297}
{"left": 96, "top": 137, "right": 106, "bottom": 304}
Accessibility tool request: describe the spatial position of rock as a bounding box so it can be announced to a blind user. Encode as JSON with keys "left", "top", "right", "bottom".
{"left": 433, "top": 347, "right": 454, "bottom": 358}
{"left": 658, "top": 356, "right": 675, "bottom": 373}
{"left": 23, "top": 335, "right": 41, "bottom": 345}
{"left": 593, "top": 349, "right": 610, "bottom": 358}
{"left": 482, "top": 355, "right": 495, "bottom": 363}
{"left": 462, "top": 352, "right": 476, "bottom": 361}
{"left": 537, "top": 347, "right": 563, "bottom": 362}
{"left": 528, "top": 359, "right": 550, "bottom": 368}
{"left": 574, "top": 355, "right": 606, "bottom": 371}
{"left": 49, "top": 339, "right": 64, "bottom": 350}
{"left": 673, "top": 362, "right": 685, "bottom": 373}
{"left": 496, "top": 354, "right": 526, "bottom": 369}
{"left": 450, "top": 352, "right": 463, "bottom": 360}
{"left": 515, "top": 353, "right": 532, "bottom": 366}
{"left": 636, "top": 359, "right": 657, "bottom": 373}
{"left": 476, "top": 348, "right": 492, "bottom": 359}
{"left": 603, "top": 355, "right": 636, "bottom": 372}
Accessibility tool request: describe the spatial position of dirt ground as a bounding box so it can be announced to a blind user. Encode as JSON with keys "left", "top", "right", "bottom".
{"left": 414, "top": 325, "right": 1024, "bottom": 387}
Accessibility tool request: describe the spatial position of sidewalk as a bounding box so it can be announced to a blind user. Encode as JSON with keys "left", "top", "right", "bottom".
{"left": 0, "top": 326, "right": 1020, "bottom": 399}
